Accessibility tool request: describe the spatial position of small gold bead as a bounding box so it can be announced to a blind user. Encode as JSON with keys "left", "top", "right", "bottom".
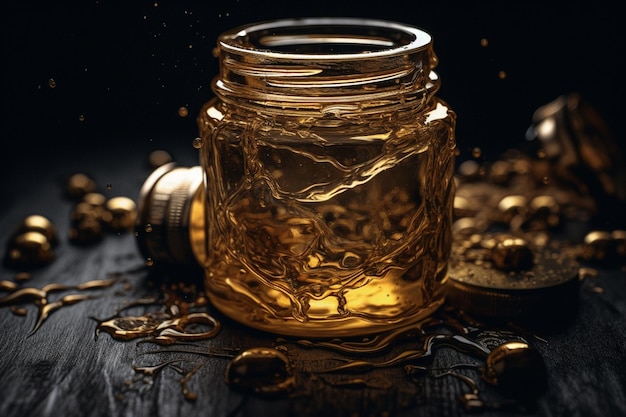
{"left": 65, "top": 173, "right": 97, "bottom": 199}
{"left": 104, "top": 196, "right": 138, "bottom": 231}
{"left": 82, "top": 192, "right": 107, "bottom": 207}
{"left": 15, "top": 214, "right": 59, "bottom": 246}
{"left": 491, "top": 235, "right": 534, "bottom": 270}
{"left": 4, "top": 231, "right": 55, "bottom": 267}
{"left": 149, "top": 149, "right": 173, "bottom": 169}
{"left": 69, "top": 218, "right": 104, "bottom": 245}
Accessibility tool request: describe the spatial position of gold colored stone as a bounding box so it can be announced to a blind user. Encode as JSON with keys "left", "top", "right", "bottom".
{"left": 611, "top": 230, "right": 626, "bottom": 259}
{"left": 491, "top": 236, "right": 534, "bottom": 271}
{"left": 457, "top": 160, "right": 481, "bottom": 181}
{"left": 497, "top": 195, "right": 527, "bottom": 223}
{"left": 482, "top": 341, "right": 547, "bottom": 399}
{"left": 580, "top": 230, "right": 613, "bottom": 262}
{"left": 70, "top": 201, "right": 100, "bottom": 223}
{"left": 5, "top": 231, "right": 55, "bottom": 267}
{"left": 487, "top": 160, "right": 513, "bottom": 185}
{"left": 69, "top": 218, "right": 104, "bottom": 245}
{"left": 15, "top": 214, "right": 59, "bottom": 246}
{"left": 453, "top": 195, "right": 476, "bottom": 219}
{"left": 149, "top": 149, "right": 173, "bottom": 169}
{"left": 82, "top": 192, "right": 107, "bottom": 207}
{"left": 65, "top": 173, "right": 97, "bottom": 199}
{"left": 104, "top": 196, "right": 138, "bottom": 231}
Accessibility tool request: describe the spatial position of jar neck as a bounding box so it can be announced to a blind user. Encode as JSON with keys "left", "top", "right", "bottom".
{"left": 212, "top": 18, "right": 441, "bottom": 116}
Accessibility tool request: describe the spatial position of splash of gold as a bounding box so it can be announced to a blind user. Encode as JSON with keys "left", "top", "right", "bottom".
{"left": 0, "top": 277, "right": 119, "bottom": 336}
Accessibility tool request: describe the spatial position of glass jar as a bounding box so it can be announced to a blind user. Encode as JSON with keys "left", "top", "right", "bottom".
{"left": 138, "top": 18, "right": 456, "bottom": 338}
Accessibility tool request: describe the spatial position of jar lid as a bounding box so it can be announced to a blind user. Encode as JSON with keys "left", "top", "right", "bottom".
{"left": 445, "top": 243, "right": 581, "bottom": 324}
{"left": 135, "top": 162, "right": 204, "bottom": 272}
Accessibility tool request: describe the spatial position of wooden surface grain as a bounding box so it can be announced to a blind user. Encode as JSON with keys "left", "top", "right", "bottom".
{"left": 1, "top": 133, "right": 625, "bottom": 417}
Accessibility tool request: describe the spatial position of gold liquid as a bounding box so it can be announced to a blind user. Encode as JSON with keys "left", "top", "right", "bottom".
{"left": 0, "top": 277, "right": 118, "bottom": 336}
{"left": 198, "top": 101, "right": 456, "bottom": 337}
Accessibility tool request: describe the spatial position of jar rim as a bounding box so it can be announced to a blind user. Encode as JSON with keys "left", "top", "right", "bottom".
{"left": 217, "top": 17, "right": 432, "bottom": 61}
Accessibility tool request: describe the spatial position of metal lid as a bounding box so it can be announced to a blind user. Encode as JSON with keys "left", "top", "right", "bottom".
{"left": 445, "top": 239, "right": 581, "bottom": 324}
{"left": 135, "top": 162, "right": 204, "bottom": 271}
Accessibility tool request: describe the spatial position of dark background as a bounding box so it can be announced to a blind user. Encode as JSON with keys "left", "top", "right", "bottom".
{"left": 2, "top": 1, "right": 622, "bottom": 173}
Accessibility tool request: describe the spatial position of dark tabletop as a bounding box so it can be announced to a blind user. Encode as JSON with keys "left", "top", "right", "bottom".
{"left": 1, "top": 129, "right": 625, "bottom": 417}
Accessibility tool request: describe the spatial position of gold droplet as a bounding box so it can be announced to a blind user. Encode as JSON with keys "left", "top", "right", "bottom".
{"left": 498, "top": 71, "right": 507, "bottom": 79}
{"left": 192, "top": 137, "right": 203, "bottom": 149}
{"left": 178, "top": 106, "right": 189, "bottom": 117}
{"left": 48, "top": 78, "right": 57, "bottom": 89}
{"left": 69, "top": 218, "right": 104, "bottom": 245}
{"left": 480, "top": 38, "right": 488, "bottom": 47}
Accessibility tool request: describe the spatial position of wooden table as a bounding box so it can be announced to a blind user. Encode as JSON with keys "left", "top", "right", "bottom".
{"left": 1, "top": 132, "right": 625, "bottom": 417}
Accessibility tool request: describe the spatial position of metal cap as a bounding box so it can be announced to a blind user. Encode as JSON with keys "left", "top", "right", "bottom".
{"left": 445, "top": 244, "right": 581, "bottom": 324}
{"left": 135, "top": 162, "right": 204, "bottom": 271}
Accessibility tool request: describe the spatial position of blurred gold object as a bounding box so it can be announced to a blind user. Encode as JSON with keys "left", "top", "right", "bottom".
{"left": 4, "top": 215, "right": 58, "bottom": 268}
{"left": 5, "top": 231, "right": 55, "bottom": 267}
{"left": 526, "top": 93, "right": 626, "bottom": 222}
{"left": 65, "top": 172, "right": 98, "bottom": 199}
{"left": 148, "top": 149, "right": 173, "bottom": 169}
{"left": 14, "top": 214, "right": 58, "bottom": 247}
{"left": 104, "top": 196, "right": 137, "bottom": 232}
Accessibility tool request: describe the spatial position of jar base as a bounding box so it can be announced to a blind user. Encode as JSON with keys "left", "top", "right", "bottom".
{"left": 206, "top": 292, "right": 445, "bottom": 339}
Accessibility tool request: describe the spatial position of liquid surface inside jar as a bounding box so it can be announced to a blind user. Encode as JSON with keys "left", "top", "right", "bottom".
{"left": 197, "top": 18, "right": 456, "bottom": 337}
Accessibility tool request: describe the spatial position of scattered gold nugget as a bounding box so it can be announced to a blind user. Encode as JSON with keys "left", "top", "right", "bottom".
{"left": 65, "top": 172, "right": 98, "bottom": 199}
{"left": 4, "top": 231, "right": 55, "bottom": 268}
{"left": 104, "top": 196, "right": 138, "bottom": 232}
{"left": 12, "top": 214, "right": 59, "bottom": 246}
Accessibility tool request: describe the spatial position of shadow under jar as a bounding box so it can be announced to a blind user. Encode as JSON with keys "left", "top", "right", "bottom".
{"left": 196, "top": 18, "right": 456, "bottom": 338}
